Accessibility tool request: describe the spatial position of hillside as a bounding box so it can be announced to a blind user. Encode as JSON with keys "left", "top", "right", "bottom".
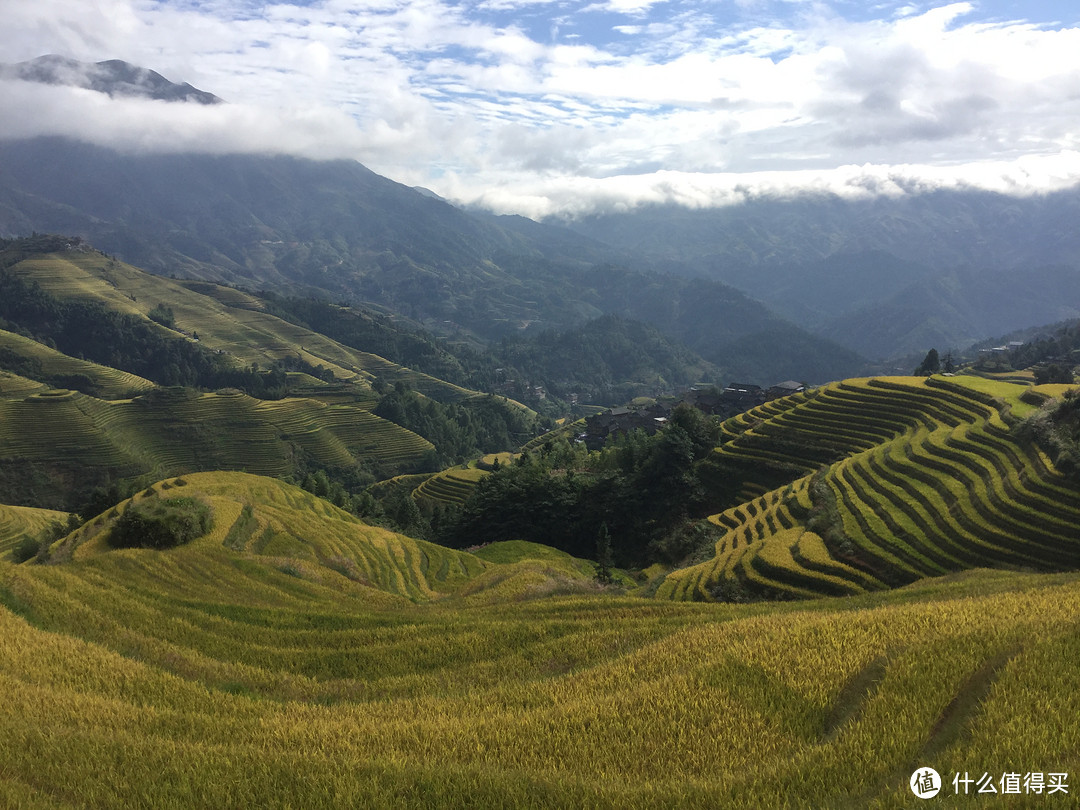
{"left": 0, "top": 139, "right": 867, "bottom": 386}
{"left": 662, "top": 375, "right": 1080, "bottom": 600}
{"left": 0, "top": 238, "right": 547, "bottom": 509}
{"left": 0, "top": 385, "right": 435, "bottom": 510}
{"left": 565, "top": 189, "right": 1080, "bottom": 277}
{"left": 0, "top": 55, "right": 223, "bottom": 104}
{"left": 819, "top": 265, "right": 1080, "bottom": 361}
{"left": 0, "top": 237, "right": 473, "bottom": 401}
{"left": 1, "top": 471, "right": 1078, "bottom": 806}
{"left": 0, "top": 502, "right": 69, "bottom": 557}
{"left": 565, "top": 195, "right": 1080, "bottom": 361}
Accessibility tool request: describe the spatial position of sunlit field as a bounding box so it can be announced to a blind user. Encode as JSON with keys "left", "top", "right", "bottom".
{"left": 2, "top": 472, "right": 1078, "bottom": 808}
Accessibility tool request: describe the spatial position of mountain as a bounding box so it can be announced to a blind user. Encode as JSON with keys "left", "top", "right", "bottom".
{"left": 820, "top": 264, "right": 1080, "bottom": 360}
{"left": 0, "top": 136, "right": 865, "bottom": 385}
{"left": 561, "top": 192, "right": 1080, "bottom": 359}
{"left": 0, "top": 54, "right": 222, "bottom": 104}
{"left": 562, "top": 189, "right": 1080, "bottom": 274}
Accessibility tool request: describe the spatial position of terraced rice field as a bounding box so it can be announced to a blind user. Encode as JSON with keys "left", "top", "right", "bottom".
{"left": 413, "top": 466, "right": 489, "bottom": 506}
{"left": 0, "top": 328, "right": 156, "bottom": 398}
{"left": 663, "top": 376, "right": 1080, "bottom": 602}
{"left": 1, "top": 472, "right": 1078, "bottom": 807}
{"left": 0, "top": 503, "right": 70, "bottom": 556}
{"left": 7, "top": 251, "right": 482, "bottom": 404}
{"left": 0, "top": 388, "right": 435, "bottom": 499}
{"left": 0, "top": 370, "right": 50, "bottom": 399}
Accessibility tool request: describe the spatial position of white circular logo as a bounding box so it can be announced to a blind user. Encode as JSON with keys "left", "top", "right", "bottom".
{"left": 910, "top": 767, "right": 942, "bottom": 799}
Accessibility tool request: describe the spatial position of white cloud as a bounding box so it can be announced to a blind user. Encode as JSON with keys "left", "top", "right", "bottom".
{"left": 443, "top": 151, "right": 1080, "bottom": 220}
{"left": 3, "top": 1, "right": 1080, "bottom": 218}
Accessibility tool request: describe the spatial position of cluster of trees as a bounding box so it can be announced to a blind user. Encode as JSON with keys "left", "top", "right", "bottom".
{"left": 373, "top": 384, "right": 539, "bottom": 467}
{"left": 107, "top": 495, "right": 214, "bottom": 550}
{"left": 291, "top": 467, "right": 377, "bottom": 518}
{"left": 1017, "top": 388, "right": 1080, "bottom": 479}
{"left": 439, "top": 404, "right": 723, "bottom": 567}
{"left": 914, "top": 348, "right": 955, "bottom": 376}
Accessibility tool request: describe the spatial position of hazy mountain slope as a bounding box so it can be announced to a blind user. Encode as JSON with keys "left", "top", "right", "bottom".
{"left": 582, "top": 268, "right": 866, "bottom": 384}
{"left": 0, "top": 138, "right": 866, "bottom": 384}
{"left": 823, "top": 265, "right": 1080, "bottom": 360}
{"left": 562, "top": 192, "right": 1080, "bottom": 360}
{"left": 563, "top": 188, "right": 1080, "bottom": 272}
{"left": 714, "top": 251, "right": 936, "bottom": 329}
{"left": 495, "top": 315, "right": 720, "bottom": 402}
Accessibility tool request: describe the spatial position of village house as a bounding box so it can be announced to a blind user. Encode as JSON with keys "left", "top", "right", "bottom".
{"left": 766, "top": 380, "right": 806, "bottom": 399}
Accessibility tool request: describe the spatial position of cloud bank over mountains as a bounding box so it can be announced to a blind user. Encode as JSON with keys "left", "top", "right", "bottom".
{"left": 2, "top": 0, "right": 1080, "bottom": 218}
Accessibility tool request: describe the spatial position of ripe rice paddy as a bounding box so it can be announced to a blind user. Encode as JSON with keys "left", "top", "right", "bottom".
{"left": 1, "top": 471, "right": 1078, "bottom": 807}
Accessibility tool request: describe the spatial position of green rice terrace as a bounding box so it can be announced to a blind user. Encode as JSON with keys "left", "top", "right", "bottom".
{"left": 0, "top": 502, "right": 70, "bottom": 556}
{"left": 3, "top": 247, "right": 476, "bottom": 402}
{"left": 0, "top": 381, "right": 434, "bottom": 507}
{"left": 661, "top": 375, "right": 1080, "bottom": 602}
{"left": 1, "top": 471, "right": 1079, "bottom": 807}
{"left": 0, "top": 243, "right": 538, "bottom": 508}
{"left": 0, "top": 327, "right": 156, "bottom": 398}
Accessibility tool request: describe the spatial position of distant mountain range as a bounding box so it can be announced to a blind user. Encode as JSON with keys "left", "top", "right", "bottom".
{"left": 560, "top": 192, "right": 1080, "bottom": 360}
{"left": 0, "top": 133, "right": 864, "bottom": 387}
{"left": 4, "top": 55, "right": 1079, "bottom": 374}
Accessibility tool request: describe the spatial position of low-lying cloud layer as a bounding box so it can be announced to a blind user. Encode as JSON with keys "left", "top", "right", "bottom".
{"left": 3, "top": 0, "right": 1080, "bottom": 218}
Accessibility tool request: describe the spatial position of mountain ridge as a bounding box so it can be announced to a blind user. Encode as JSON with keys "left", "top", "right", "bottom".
{"left": 0, "top": 54, "right": 222, "bottom": 104}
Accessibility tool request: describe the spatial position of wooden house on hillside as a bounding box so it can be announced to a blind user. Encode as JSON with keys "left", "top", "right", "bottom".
{"left": 766, "top": 380, "right": 805, "bottom": 399}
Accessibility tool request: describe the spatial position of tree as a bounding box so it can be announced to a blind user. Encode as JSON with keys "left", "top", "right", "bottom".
{"left": 915, "top": 348, "right": 941, "bottom": 376}
{"left": 147, "top": 303, "right": 175, "bottom": 328}
{"left": 595, "top": 523, "right": 615, "bottom": 585}
{"left": 108, "top": 497, "right": 213, "bottom": 550}
{"left": 1034, "top": 363, "right": 1075, "bottom": 385}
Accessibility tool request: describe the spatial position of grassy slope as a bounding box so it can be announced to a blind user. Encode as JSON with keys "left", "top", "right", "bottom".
{"left": 6, "top": 249, "right": 476, "bottom": 402}
{"left": 0, "top": 387, "right": 435, "bottom": 507}
{"left": 0, "top": 327, "right": 156, "bottom": 398}
{"left": 0, "top": 248, "right": 541, "bottom": 505}
{"left": 0, "top": 503, "right": 70, "bottom": 556}
{"left": 662, "top": 375, "right": 1080, "bottom": 602}
{"left": 1, "top": 478, "right": 1078, "bottom": 807}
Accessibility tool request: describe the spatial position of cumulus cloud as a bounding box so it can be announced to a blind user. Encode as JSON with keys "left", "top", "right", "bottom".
{"left": 2, "top": 0, "right": 1080, "bottom": 218}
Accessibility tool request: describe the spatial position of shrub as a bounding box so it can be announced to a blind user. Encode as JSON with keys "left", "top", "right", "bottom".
{"left": 108, "top": 497, "right": 214, "bottom": 550}
{"left": 11, "top": 534, "right": 40, "bottom": 564}
{"left": 147, "top": 303, "right": 175, "bottom": 328}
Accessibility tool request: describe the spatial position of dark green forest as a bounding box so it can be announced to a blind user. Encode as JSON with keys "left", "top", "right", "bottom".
{"left": 441, "top": 404, "right": 724, "bottom": 567}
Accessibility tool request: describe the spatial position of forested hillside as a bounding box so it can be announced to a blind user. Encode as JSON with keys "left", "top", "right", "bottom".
{"left": 0, "top": 140, "right": 866, "bottom": 386}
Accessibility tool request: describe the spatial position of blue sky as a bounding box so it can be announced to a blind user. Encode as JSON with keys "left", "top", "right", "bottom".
{"left": 3, "top": 0, "right": 1080, "bottom": 217}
